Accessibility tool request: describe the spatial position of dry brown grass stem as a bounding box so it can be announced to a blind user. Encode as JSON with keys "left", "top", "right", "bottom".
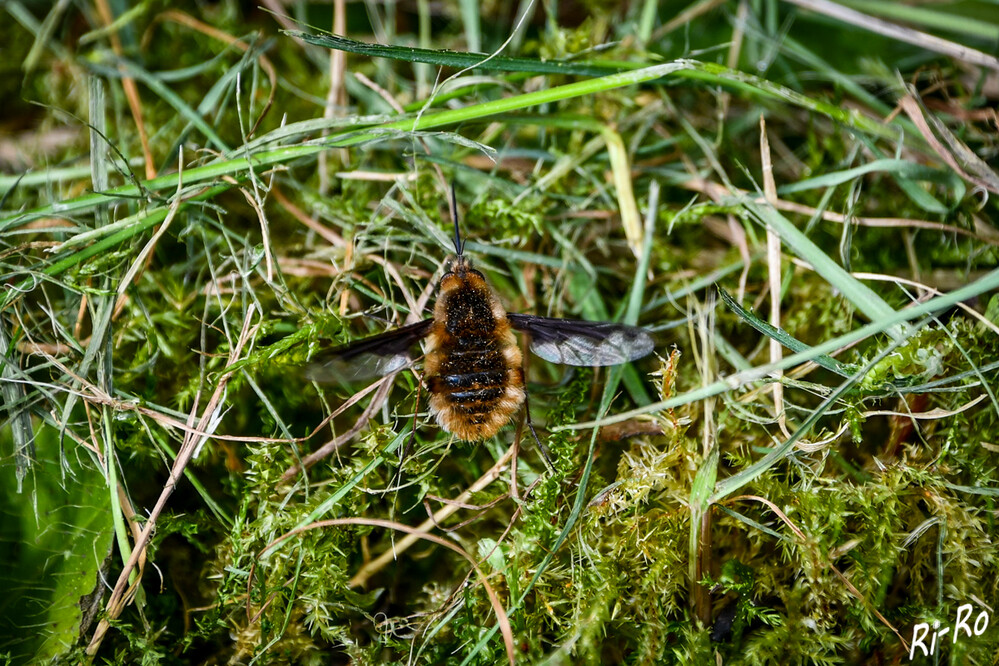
{"left": 759, "top": 115, "right": 791, "bottom": 439}
{"left": 150, "top": 10, "right": 277, "bottom": 138}
{"left": 92, "top": 0, "right": 154, "bottom": 180}
{"left": 348, "top": 443, "right": 518, "bottom": 589}
{"left": 684, "top": 177, "right": 999, "bottom": 246}
{"left": 726, "top": 494, "right": 909, "bottom": 651}
{"left": 257, "top": 516, "right": 517, "bottom": 666}
{"left": 87, "top": 304, "right": 261, "bottom": 655}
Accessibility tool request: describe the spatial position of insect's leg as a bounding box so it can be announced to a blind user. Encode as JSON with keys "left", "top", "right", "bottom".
{"left": 522, "top": 387, "right": 555, "bottom": 472}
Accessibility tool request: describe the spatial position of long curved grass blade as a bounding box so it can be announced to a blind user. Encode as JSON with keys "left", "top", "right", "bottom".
{"left": 289, "top": 31, "right": 628, "bottom": 77}
{"left": 564, "top": 267, "right": 999, "bottom": 431}
{"left": 718, "top": 287, "right": 856, "bottom": 377}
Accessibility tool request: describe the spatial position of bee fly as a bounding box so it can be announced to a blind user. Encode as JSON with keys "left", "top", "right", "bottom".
{"left": 309, "top": 191, "right": 654, "bottom": 449}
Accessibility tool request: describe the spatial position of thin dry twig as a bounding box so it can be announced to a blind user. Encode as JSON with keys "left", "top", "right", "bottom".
{"left": 349, "top": 442, "right": 517, "bottom": 588}
{"left": 651, "top": 0, "right": 727, "bottom": 41}
{"left": 848, "top": 270, "right": 999, "bottom": 336}
{"left": 87, "top": 305, "right": 260, "bottom": 655}
{"left": 354, "top": 72, "right": 406, "bottom": 114}
{"left": 93, "top": 0, "right": 154, "bottom": 180}
{"left": 280, "top": 373, "right": 396, "bottom": 482}
{"left": 759, "top": 115, "right": 791, "bottom": 439}
{"left": 271, "top": 186, "right": 346, "bottom": 247}
{"left": 684, "top": 177, "right": 999, "bottom": 246}
{"left": 786, "top": 0, "right": 999, "bottom": 73}
{"left": 727, "top": 494, "right": 910, "bottom": 651}
{"left": 255, "top": 517, "right": 517, "bottom": 666}
{"left": 227, "top": 176, "right": 276, "bottom": 281}
{"left": 898, "top": 94, "right": 999, "bottom": 196}
{"left": 863, "top": 394, "right": 987, "bottom": 420}
{"left": 113, "top": 149, "right": 186, "bottom": 317}
{"left": 149, "top": 10, "right": 277, "bottom": 137}
{"left": 423, "top": 492, "right": 509, "bottom": 532}
{"left": 319, "top": 0, "right": 348, "bottom": 193}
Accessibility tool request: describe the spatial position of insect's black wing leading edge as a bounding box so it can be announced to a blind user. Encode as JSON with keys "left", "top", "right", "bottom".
{"left": 508, "top": 313, "right": 654, "bottom": 366}
{"left": 306, "top": 318, "right": 433, "bottom": 382}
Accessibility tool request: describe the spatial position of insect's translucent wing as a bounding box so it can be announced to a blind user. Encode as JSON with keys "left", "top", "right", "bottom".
{"left": 508, "top": 313, "right": 654, "bottom": 366}
{"left": 307, "top": 351, "right": 415, "bottom": 383}
{"left": 306, "top": 319, "right": 433, "bottom": 383}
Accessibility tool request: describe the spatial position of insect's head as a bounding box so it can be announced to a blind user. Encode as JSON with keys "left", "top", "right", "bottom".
{"left": 442, "top": 254, "right": 481, "bottom": 279}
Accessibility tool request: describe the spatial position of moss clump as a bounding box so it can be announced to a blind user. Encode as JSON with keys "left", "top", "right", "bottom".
{"left": 3, "top": 1, "right": 999, "bottom": 664}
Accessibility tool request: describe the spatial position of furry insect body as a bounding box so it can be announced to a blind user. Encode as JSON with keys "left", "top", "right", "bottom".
{"left": 424, "top": 258, "right": 525, "bottom": 440}
{"left": 307, "top": 192, "right": 655, "bottom": 445}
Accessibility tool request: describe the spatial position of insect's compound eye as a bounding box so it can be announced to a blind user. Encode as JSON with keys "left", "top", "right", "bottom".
{"left": 439, "top": 257, "right": 459, "bottom": 290}
{"left": 438, "top": 273, "right": 461, "bottom": 292}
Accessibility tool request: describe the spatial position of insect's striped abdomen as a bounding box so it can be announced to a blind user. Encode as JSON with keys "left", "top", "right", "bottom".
{"left": 424, "top": 270, "right": 525, "bottom": 441}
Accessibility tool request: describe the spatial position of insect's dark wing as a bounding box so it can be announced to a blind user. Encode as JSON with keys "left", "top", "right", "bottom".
{"left": 508, "top": 313, "right": 654, "bottom": 366}
{"left": 306, "top": 319, "right": 433, "bottom": 382}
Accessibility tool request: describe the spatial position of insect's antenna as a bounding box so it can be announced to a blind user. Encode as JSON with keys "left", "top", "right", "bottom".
{"left": 449, "top": 183, "right": 464, "bottom": 258}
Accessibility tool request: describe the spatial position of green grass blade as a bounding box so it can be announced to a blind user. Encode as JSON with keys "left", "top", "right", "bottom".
{"left": 107, "top": 57, "right": 232, "bottom": 154}
{"left": 288, "top": 31, "right": 629, "bottom": 77}
{"left": 718, "top": 287, "right": 856, "bottom": 377}
{"left": 708, "top": 335, "right": 908, "bottom": 504}
{"left": 742, "top": 201, "right": 905, "bottom": 339}
{"left": 563, "top": 267, "right": 999, "bottom": 430}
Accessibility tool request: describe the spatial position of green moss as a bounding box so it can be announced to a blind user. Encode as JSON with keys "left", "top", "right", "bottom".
{"left": 4, "top": 0, "right": 999, "bottom": 663}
